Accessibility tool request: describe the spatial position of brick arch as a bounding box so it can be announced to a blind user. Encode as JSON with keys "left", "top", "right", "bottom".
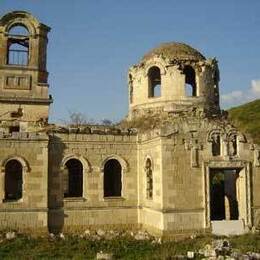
{"left": 61, "top": 155, "right": 91, "bottom": 173}
{"left": 100, "top": 155, "right": 128, "bottom": 173}
{"left": 0, "top": 155, "right": 30, "bottom": 174}
{"left": 0, "top": 11, "right": 41, "bottom": 35}
{"left": 207, "top": 129, "right": 224, "bottom": 142}
{"left": 144, "top": 62, "right": 166, "bottom": 76}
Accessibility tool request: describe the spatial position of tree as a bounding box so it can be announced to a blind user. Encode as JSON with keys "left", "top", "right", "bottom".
{"left": 68, "top": 112, "right": 88, "bottom": 126}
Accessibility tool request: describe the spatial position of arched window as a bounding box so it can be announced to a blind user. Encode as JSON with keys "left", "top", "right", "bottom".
{"left": 7, "top": 25, "right": 29, "bottom": 66}
{"left": 104, "top": 159, "right": 122, "bottom": 197}
{"left": 64, "top": 159, "right": 83, "bottom": 198}
{"left": 8, "top": 25, "right": 29, "bottom": 36}
{"left": 5, "top": 160, "right": 23, "bottom": 201}
{"left": 229, "top": 134, "right": 237, "bottom": 156}
{"left": 145, "top": 159, "right": 153, "bottom": 199}
{"left": 148, "top": 66, "right": 161, "bottom": 98}
{"left": 184, "top": 65, "right": 197, "bottom": 97}
{"left": 212, "top": 133, "right": 221, "bottom": 156}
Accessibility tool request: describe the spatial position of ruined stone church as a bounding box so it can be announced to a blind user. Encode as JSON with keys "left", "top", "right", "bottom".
{"left": 0, "top": 11, "right": 259, "bottom": 236}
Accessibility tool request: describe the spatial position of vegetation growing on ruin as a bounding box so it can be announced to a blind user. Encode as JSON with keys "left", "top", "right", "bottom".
{"left": 228, "top": 99, "right": 260, "bottom": 144}
{"left": 0, "top": 233, "right": 259, "bottom": 259}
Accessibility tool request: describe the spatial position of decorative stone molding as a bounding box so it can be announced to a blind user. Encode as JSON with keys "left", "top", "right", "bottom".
{"left": 0, "top": 11, "right": 50, "bottom": 36}
{"left": 250, "top": 145, "right": 260, "bottom": 167}
{"left": 0, "top": 155, "right": 30, "bottom": 173}
{"left": 207, "top": 129, "right": 223, "bottom": 142}
{"left": 206, "top": 160, "right": 248, "bottom": 169}
{"left": 144, "top": 60, "right": 166, "bottom": 76}
{"left": 254, "top": 150, "right": 260, "bottom": 167}
{"left": 61, "top": 154, "right": 92, "bottom": 173}
{"left": 100, "top": 155, "right": 129, "bottom": 173}
{"left": 184, "top": 138, "right": 203, "bottom": 168}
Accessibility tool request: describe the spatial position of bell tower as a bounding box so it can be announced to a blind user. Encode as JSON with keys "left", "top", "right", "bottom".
{"left": 0, "top": 11, "right": 52, "bottom": 129}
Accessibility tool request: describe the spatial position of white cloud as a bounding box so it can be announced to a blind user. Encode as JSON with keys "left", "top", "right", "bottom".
{"left": 251, "top": 80, "right": 260, "bottom": 94}
{"left": 221, "top": 79, "right": 260, "bottom": 108}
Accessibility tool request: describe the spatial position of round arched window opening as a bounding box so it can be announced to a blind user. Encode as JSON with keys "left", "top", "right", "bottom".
{"left": 7, "top": 25, "right": 29, "bottom": 66}
{"left": 104, "top": 159, "right": 122, "bottom": 197}
{"left": 64, "top": 159, "right": 83, "bottom": 198}
{"left": 8, "top": 24, "right": 29, "bottom": 36}
{"left": 148, "top": 66, "right": 161, "bottom": 98}
{"left": 184, "top": 65, "right": 197, "bottom": 97}
{"left": 4, "top": 160, "right": 23, "bottom": 201}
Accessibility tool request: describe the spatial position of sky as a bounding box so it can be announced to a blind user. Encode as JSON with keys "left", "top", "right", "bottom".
{"left": 1, "top": 0, "right": 260, "bottom": 123}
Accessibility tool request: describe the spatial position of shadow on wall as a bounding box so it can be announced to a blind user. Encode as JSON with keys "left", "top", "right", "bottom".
{"left": 47, "top": 135, "right": 67, "bottom": 234}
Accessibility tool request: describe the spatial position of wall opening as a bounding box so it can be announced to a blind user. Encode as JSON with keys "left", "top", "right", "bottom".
{"left": 104, "top": 159, "right": 122, "bottom": 197}
{"left": 212, "top": 133, "right": 221, "bottom": 156}
{"left": 9, "top": 126, "right": 20, "bottom": 133}
{"left": 210, "top": 168, "right": 240, "bottom": 221}
{"left": 145, "top": 158, "right": 153, "bottom": 199}
{"left": 4, "top": 160, "right": 23, "bottom": 201}
{"left": 7, "top": 25, "right": 29, "bottom": 66}
{"left": 229, "top": 134, "right": 237, "bottom": 156}
{"left": 184, "top": 65, "right": 197, "bottom": 96}
{"left": 148, "top": 66, "right": 161, "bottom": 97}
{"left": 8, "top": 25, "right": 29, "bottom": 36}
{"left": 64, "top": 159, "right": 83, "bottom": 198}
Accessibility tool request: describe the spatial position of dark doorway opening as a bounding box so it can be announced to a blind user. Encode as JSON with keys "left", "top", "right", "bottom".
{"left": 210, "top": 168, "right": 240, "bottom": 221}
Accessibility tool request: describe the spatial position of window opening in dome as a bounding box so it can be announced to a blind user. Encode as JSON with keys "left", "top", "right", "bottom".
{"left": 148, "top": 66, "right": 161, "bottom": 98}
{"left": 184, "top": 66, "right": 197, "bottom": 97}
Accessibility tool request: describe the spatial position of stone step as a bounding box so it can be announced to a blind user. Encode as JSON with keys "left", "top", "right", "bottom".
{"left": 211, "top": 220, "right": 246, "bottom": 236}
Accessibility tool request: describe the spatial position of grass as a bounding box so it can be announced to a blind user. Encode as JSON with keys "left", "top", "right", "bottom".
{"left": 228, "top": 99, "right": 260, "bottom": 144}
{"left": 0, "top": 233, "right": 259, "bottom": 259}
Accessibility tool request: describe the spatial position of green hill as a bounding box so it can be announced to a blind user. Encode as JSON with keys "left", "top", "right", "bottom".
{"left": 228, "top": 99, "right": 260, "bottom": 144}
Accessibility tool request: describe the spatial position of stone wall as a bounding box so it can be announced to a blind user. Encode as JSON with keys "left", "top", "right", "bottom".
{"left": 0, "top": 132, "right": 49, "bottom": 231}
{"left": 48, "top": 131, "right": 138, "bottom": 232}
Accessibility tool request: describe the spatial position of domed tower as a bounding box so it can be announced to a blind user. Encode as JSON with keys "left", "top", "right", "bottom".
{"left": 128, "top": 42, "right": 220, "bottom": 119}
{"left": 0, "top": 11, "right": 51, "bottom": 129}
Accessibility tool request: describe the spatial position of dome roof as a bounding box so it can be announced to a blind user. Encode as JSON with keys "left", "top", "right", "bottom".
{"left": 142, "top": 42, "right": 205, "bottom": 62}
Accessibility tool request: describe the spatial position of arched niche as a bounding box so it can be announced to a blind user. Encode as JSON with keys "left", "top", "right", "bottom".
{"left": 143, "top": 155, "right": 154, "bottom": 171}
{"left": 144, "top": 156, "right": 153, "bottom": 200}
{"left": 208, "top": 129, "right": 223, "bottom": 157}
